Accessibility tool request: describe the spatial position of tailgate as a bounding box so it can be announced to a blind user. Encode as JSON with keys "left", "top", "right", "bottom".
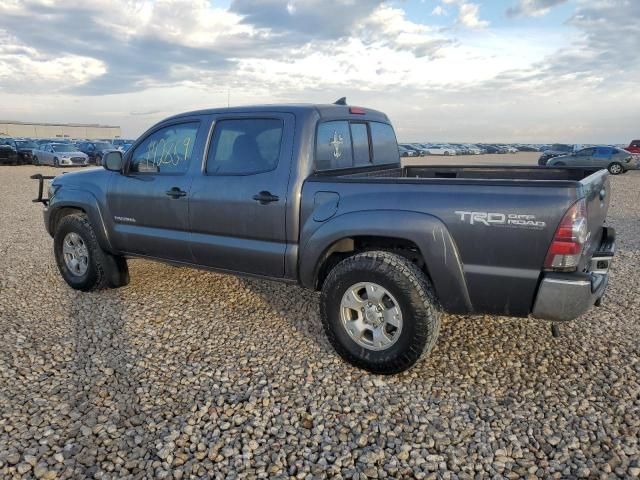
{"left": 579, "top": 169, "right": 611, "bottom": 269}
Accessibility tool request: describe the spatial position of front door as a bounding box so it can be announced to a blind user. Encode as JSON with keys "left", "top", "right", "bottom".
{"left": 188, "top": 113, "right": 294, "bottom": 277}
{"left": 107, "top": 119, "right": 206, "bottom": 262}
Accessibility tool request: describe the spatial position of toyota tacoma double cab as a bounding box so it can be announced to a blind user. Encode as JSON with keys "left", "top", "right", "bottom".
{"left": 33, "top": 102, "right": 615, "bottom": 373}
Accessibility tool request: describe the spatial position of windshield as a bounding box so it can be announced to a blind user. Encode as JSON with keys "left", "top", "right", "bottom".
{"left": 52, "top": 144, "right": 77, "bottom": 152}
{"left": 94, "top": 142, "right": 114, "bottom": 150}
{"left": 17, "top": 141, "right": 37, "bottom": 149}
{"left": 551, "top": 144, "right": 572, "bottom": 152}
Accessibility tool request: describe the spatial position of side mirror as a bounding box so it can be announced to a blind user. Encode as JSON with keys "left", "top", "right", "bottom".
{"left": 103, "top": 151, "right": 123, "bottom": 172}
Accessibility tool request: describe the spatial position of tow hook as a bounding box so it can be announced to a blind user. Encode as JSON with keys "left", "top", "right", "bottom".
{"left": 551, "top": 323, "right": 560, "bottom": 338}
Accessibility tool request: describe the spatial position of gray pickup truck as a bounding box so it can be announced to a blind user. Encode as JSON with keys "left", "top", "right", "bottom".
{"left": 34, "top": 102, "right": 615, "bottom": 373}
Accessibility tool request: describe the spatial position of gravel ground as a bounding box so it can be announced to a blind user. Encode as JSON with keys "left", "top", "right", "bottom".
{"left": 0, "top": 165, "right": 638, "bottom": 480}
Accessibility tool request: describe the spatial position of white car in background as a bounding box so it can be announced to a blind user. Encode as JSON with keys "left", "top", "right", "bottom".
{"left": 33, "top": 143, "right": 89, "bottom": 167}
{"left": 425, "top": 144, "right": 457, "bottom": 156}
{"left": 464, "top": 144, "right": 483, "bottom": 154}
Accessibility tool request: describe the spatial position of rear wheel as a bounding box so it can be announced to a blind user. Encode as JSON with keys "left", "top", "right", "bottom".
{"left": 444, "top": 151, "right": 450, "bottom": 156}
{"left": 33, "top": 156, "right": 39, "bottom": 165}
{"left": 608, "top": 162, "right": 623, "bottom": 175}
{"left": 320, "top": 251, "right": 441, "bottom": 374}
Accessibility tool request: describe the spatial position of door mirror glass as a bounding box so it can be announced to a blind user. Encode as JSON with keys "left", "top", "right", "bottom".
{"left": 103, "top": 151, "right": 123, "bottom": 171}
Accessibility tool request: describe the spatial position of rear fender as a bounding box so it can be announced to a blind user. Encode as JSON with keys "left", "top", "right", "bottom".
{"left": 299, "top": 210, "right": 472, "bottom": 314}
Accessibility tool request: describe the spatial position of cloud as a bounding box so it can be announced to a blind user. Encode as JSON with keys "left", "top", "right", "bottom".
{"left": 507, "top": 0, "right": 569, "bottom": 18}
{"left": 0, "top": 0, "right": 638, "bottom": 143}
{"left": 431, "top": 5, "right": 446, "bottom": 16}
{"left": 441, "top": 0, "right": 489, "bottom": 28}
{"left": 457, "top": 3, "right": 489, "bottom": 28}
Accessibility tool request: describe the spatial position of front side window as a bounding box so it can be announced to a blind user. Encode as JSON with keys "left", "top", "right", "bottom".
{"left": 130, "top": 122, "right": 199, "bottom": 174}
{"left": 206, "top": 118, "right": 283, "bottom": 175}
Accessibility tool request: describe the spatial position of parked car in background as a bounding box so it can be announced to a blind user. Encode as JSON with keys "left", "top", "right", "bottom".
{"left": 626, "top": 140, "right": 640, "bottom": 155}
{"left": 15, "top": 139, "right": 38, "bottom": 164}
{"left": 0, "top": 139, "right": 18, "bottom": 165}
{"left": 408, "top": 144, "right": 430, "bottom": 156}
{"left": 515, "top": 144, "right": 540, "bottom": 152}
{"left": 482, "top": 144, "right": 508, "bottom": 154}
{"left": 33, "top": 143, "right": 89, "bottom": 167}
{"left": 118, "top": 143, "right": 134, "bottom": 153}
{"left": 399, "top": 144, "right": 425, "bottom": 156}
{"left": 538, "top": 144, "right": 580, "bottom": 165}
{"left": 398, "top": 145, "right": 417, "bottom": 157}
{"left": 546, "top": 146, "right": 636, "bottom": 175}
{"left": 76, "top": 141, "right": 118, "bottom": 165}
{"left": 425, "top": 144, "right": 456, "bottom": 156}
{"left": 463, "top": 144, "right": 483, "bottom": 154}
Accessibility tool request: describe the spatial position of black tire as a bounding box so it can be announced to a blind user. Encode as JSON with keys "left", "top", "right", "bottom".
{"left": 33, "top": 156, "right": 39, "bottom": 166}
{"left": 53, "top": 157, "right": 60, "bottom": 168}
{"left": 608, "top": 162, "right": 623, "bottom": 175}
{"left": 444, "top": 151, "right": 450, "bottom": 156}
{"left": 320, "top": 251, "right": 441, "bottom": 374}
{"left": 54, "top": 214, "right": 129, "bottom": 291}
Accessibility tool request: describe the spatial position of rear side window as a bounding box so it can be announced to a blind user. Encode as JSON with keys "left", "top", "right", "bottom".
{"left": 130, "top": 122, "right": 199, "bottom": 174}
{"left": 370, "top": 122, "right": 400, "bottom": 164}
{"left": 316, "top": 121, "right": 353, "bottom": 170}
{"left": 207, "top": 118, "right": 283, "bottom": 175}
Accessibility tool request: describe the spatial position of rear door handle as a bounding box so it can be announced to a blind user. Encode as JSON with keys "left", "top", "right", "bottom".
{"left": 166, "top": 187, "right": 187, "bottom": 199}
{"left": 252, "top": 191, "right": 279, "bottom": 204}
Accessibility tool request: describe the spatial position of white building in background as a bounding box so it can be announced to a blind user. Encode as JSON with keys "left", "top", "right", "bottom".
{"left": 0, "top": 121, "right": 121, "bottom": 140}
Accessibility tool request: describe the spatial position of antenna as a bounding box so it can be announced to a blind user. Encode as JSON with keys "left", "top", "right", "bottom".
{"left": 334, "top": 97, "right": 347, "bottom": 105}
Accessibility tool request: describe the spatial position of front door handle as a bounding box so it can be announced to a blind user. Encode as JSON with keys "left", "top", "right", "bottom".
{"left": 166, "top": 187, "right": 187, "bottom": 199}
{"left": 252, "top": 191, "right": 279, "bottom": 204}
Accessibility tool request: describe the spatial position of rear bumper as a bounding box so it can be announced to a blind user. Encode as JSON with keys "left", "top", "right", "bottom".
{"left": 532, "top": 227, "right": 615, "bottom": 322}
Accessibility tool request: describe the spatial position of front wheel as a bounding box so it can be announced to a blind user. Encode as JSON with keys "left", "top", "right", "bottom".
{"left": 320, "top": 251, "right": 441, "bottom": 374}
{"left": 53, "top": 157, "right": 60, "bottom": 168}
{"left": 54, "top": 214, "right": 129, "bottom": 291}
{"left": 608, "top": 162, "right": 623, "bottom": 175}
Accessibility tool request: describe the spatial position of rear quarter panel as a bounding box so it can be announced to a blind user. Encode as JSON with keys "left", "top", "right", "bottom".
{"left": 300, "top": 179, "right": 581, "bottom": 317}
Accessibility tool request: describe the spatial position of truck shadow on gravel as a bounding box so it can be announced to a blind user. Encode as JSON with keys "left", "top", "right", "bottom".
{"left": 60, "top": 288, "right": 148, "bottom": 477}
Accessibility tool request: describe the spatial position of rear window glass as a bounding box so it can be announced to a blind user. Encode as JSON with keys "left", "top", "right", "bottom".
{"left": 315, "top": 120, "right": 399, "bottom": 170}
{"left": 316, "top": 121, "right": 353, "bottom": 170}
{"left": 370, "top": 122, "right": 400, "bottom": 164}
{"left": 351, "top": 123, "right": 370, "bottom": 166}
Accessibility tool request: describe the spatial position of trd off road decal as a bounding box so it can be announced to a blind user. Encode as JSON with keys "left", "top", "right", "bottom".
{"left": 454, "top": 211, "right": 546, "bottom": 229}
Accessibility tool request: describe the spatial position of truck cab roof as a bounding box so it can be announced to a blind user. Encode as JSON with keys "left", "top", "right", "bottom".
{"left": 164, "top": 103, "right": 391, "bottom": 124}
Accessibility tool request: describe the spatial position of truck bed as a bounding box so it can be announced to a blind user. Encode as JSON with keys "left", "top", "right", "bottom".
{"left": 317, "top": 164, "right": 601, "bottom": 184}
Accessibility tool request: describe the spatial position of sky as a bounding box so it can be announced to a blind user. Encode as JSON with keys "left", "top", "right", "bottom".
{"left": 0, "top": 0, "right": 638, "bottom": 142}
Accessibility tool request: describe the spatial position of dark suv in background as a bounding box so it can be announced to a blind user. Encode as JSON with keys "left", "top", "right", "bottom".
{"left": 0, "top": 139, "right": 19, "bottom": 165}
{"left": 76, "top": 141, "right": 118, "bottom": 165}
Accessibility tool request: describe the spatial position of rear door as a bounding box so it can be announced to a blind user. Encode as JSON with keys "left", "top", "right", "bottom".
{"left": 188, "top": 113, "right": 294, "bottom": 277}
{"left": 107, "top": 117, "right": 207, "bottom": 262}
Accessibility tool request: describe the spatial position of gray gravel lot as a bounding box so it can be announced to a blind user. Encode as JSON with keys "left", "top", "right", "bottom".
{"left": 0, "top": 163, "right": 639, "bottom": 479}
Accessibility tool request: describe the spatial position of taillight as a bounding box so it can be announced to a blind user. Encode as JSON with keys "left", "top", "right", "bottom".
{"left": 544, "top": 199, "right": 588, "bottom": 271}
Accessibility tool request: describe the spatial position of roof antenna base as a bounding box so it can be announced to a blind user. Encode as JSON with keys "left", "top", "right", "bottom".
{"left": 334, "top": 97, "right": 347, "bottom": 106}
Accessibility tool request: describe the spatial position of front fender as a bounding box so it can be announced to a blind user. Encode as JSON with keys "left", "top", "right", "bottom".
{"left": 46, "top": 187, "right": 115, "bottom": 253}
{"left": 299, "top": 210, "right": 472, "bottom": 314}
